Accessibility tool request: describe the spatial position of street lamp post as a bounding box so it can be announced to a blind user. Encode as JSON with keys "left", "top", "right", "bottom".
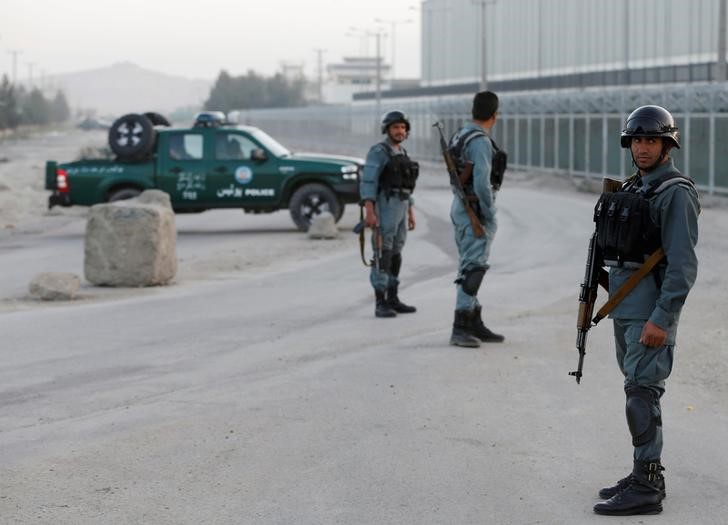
{"left": 374, "top": 17, "right": 413, "bottom": 83}
{"left": 348, "top": 26, "right": 387, "bottom": 121}
{"left": 314, "top": 48, "right": 326, "bottom": 103}
{"left": 718, "top": 0, "right": 727, "bottom": 81}
{"left": 472, "top": 0, "right": 496, "bottom": 91}
{"left": 373, "top": 30, "right": 384, "bottom": 118}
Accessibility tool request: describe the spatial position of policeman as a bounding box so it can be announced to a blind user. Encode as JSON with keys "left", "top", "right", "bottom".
{"left": 448, "top": 91, "right": 505, "bottom": 347}
{"left": 360, "top": 110, "right": 418, "bottom": 318}
{"left": 593, "top": 105, "right": 699, "bottom": 516}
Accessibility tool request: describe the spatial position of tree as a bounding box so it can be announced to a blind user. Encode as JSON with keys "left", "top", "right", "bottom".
{"left": 0, "top": 75, "right": 21, "bottom": 129}
{"left": 21, "top": 88, "right": 51, "bottom": 125}
{"left": 203, "top": 69, "right": 306, "bottom": 113}
{"left": 51, "top": 90, "right": 70, "bottom": 123}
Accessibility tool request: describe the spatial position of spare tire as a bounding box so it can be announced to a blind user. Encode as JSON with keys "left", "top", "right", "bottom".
{"left": 143, "top": 111, "right": 171, "bottom": 127}
{"left": 108, "top": 113, "right": 156, "bottom": 161}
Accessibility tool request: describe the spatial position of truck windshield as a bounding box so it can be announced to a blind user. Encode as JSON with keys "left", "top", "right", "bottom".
{"left": 250, "top": 129, "right": 291, "bottom": 158}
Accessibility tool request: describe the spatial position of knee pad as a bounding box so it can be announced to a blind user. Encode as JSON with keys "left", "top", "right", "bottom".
{"left": 460, "top": 266, "right": 487, "bottom": 296}
{"left": 625, "top": 387, "right": 660, "bottom": 447}
{"left": 379, "top": 249, "right": 393, "bottom": 273}
{"left": 391, "top": 252, "right": 402, "bottom": 277}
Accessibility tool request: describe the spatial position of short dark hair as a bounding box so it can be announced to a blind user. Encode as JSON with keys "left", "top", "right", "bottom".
{"left": 472, "top": 91, "right": 499, "bottom": 120}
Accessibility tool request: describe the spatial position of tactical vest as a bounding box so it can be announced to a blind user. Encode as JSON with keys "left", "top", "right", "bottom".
{"left": 378, "top": 143, "right": 419, "bottom": 193}
{"left": 594, "top": 171, "right": 695, "bottom": 268}
{"left": 448, "top": 129, "right": 508, "bottom": 192}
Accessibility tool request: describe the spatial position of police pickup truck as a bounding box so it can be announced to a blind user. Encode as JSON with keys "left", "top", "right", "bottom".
{"left": 46, "top": 111, "right": 362, "bottom": 230}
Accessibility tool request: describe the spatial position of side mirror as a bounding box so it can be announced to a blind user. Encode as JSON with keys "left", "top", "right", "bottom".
{"left": 251, "top": 148, "right": 268, "bottom": 162}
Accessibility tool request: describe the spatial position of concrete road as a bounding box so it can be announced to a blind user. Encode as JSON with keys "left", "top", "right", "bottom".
{"left": 1, "top": 176, "right": 727, "bottom": 524}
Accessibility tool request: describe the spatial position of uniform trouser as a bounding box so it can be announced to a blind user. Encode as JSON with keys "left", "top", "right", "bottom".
{"left": 370, "top": 193, "right": 409, "bottom": 291}
{"left": 613, "top": 318, "right": 676, "bottom": 461}
{"left": 451, "top": 213, "right": 497, "bottom": 311}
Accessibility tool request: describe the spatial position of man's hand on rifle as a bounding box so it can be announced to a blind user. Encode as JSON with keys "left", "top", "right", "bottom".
{"left": 364, "top": 200, "right": 379, "bottom": 228}
{"left": 407, "top": 206, "right": 416, "bottom": 231}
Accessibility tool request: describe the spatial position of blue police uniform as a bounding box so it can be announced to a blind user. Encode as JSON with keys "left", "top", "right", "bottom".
{"left": 608, "top": 159, "right": 700, "bottom": 462}
{"left": 360, "top": 136, "right": 417, "bottom": 317}
{"left": 450, "top": 123, "right": 497, "bottom": 311}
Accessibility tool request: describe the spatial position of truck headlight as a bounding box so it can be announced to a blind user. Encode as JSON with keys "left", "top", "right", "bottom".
{"left": 341, "top": 165, "right": 359, "bottom": 180}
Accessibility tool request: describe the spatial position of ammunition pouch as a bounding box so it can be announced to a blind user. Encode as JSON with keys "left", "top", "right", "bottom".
{"left": 379, "top": 145, "right": 419, "bottom": 193}
{"left": 490, "top": 140, "right": 507, "bottom": 191}
{"left": 594, "top": 191, "right": 660, "bottom": 268}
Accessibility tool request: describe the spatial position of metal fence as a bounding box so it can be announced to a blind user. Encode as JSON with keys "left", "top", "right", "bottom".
{"left": 233, "top": 83, "right": 728, "bottom": 195}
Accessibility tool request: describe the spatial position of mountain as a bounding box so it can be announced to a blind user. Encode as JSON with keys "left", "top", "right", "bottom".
{"left": 51, "top": 62, "right": 212, "bottom": 116}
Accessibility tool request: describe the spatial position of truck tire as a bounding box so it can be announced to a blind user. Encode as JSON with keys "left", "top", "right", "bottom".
{"left": 108, "top": 113, "right": 156, "bottom": 161}
{"left": 108, "top": 186, "right": 142, "bottom": 202}
{"left": 143, "top": 111, "right": 171, "bottom": 127}
{"left": 289, "top": 183, "right": 342, "bottom": 232}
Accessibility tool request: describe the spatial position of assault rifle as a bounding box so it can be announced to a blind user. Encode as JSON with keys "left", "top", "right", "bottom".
{"left": 433, "top": 122, "right": 485, "bottom": 238}
{"left": 570, "top": 177, "right": 621, "bottom": 384}
{"left": 353, "top": 219, "right": 382, "bottom": 271}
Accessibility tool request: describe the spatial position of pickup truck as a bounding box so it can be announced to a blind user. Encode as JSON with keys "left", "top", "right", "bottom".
{"left": 46, "top": 111, "right": 363, "bottom": 230}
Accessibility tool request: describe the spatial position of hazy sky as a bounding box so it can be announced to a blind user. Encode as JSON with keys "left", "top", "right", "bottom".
{"left": 1, "top": 0, "right": 422, "bottom": 82}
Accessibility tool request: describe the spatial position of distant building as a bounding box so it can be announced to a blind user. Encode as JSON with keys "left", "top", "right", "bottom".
{"left": 279, "top": 62, "right": 305, "bottom": 83}
{"left": 421, "top": 0, "right": 724, "bottom": 90}
{"left": 323, "top": 57, "right": 391, "bottom": 104}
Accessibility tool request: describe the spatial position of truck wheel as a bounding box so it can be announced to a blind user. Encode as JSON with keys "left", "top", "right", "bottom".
{"left": 143, "top": 111, "right": 171, "bottom": 127}
{"left": 289, "top": 183, "right": 342, "bottom": 231}
{"left": 108, "top": 113, "right": 156, "bottom": 161}
{"left": 108, "top": 186, "right": 142, "bottom": 202}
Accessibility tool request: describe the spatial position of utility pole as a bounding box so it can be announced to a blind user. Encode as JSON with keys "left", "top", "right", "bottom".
{"left": 718, "top": 0, "right": 727, "bottom": 81}
{"left": 314, "top": 48, "right": 326, "bottom": 103}
{"left": 7, "top": 49, "right": 21, "bottom": 85}
{"left": 26, "top": 62, "right": 35, "bottom": 88}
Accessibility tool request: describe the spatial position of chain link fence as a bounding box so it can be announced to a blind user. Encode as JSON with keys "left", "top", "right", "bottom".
{"left": 233, "top": 83, "right": 728, "bottom": 195}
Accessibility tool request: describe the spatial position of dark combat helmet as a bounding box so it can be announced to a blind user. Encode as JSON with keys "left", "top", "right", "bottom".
{"left": 381, "top": 110, "right": 411, "bottom": 134}
{"left": 620, "top": 105, "right": 680, "bottom": 149}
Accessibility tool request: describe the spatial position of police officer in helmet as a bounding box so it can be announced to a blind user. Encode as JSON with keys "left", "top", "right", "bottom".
{"left": 360, "top": 110, "right": 418, "bottom": 318}
{"left": 592, "top": 105, "right": 699, "bottom": 516}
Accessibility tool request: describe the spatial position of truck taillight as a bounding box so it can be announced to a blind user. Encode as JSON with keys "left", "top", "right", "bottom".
{"left": 56, "top": 169, "right": 69, "bottom": 193}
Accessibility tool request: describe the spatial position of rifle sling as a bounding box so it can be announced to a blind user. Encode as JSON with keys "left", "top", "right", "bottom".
{"left": 592, "top": 248, "right": 665, "bottom": 325}
{"left": 358, "top": 206, "right": 372, "bottom": 267}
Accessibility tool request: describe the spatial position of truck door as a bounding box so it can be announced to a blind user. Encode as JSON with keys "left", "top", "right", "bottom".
{"left": 211, "top": 131, "right": 281, "bottom": 206}
{"left": 156, "top": 131, "right": 209, "bottom": 207}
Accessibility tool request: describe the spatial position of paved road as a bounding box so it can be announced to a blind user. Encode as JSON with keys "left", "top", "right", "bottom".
{"left": 1, "top": 180, "right": 727, "bottom": 524}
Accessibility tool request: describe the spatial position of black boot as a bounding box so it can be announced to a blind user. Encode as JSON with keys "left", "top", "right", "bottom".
{"left": 387, "top": 253, "right": 416, "bottom": 313}
{"left": 599, "top": 469, "right": 666, "bottom": 499}
{"left": 450, "top": 310, "right": 480, "bottom": 347}
{"left": 375, "top": 290, "right": 396, "bottom": 318}
{"left": 593, "top": 460, "right": 665, "bottom": 516}
{"left": 469, "top": 306, "right": 505, "bottom": 342}
{"left": 386, "top": 285, "right": 416, "bottom": 313}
